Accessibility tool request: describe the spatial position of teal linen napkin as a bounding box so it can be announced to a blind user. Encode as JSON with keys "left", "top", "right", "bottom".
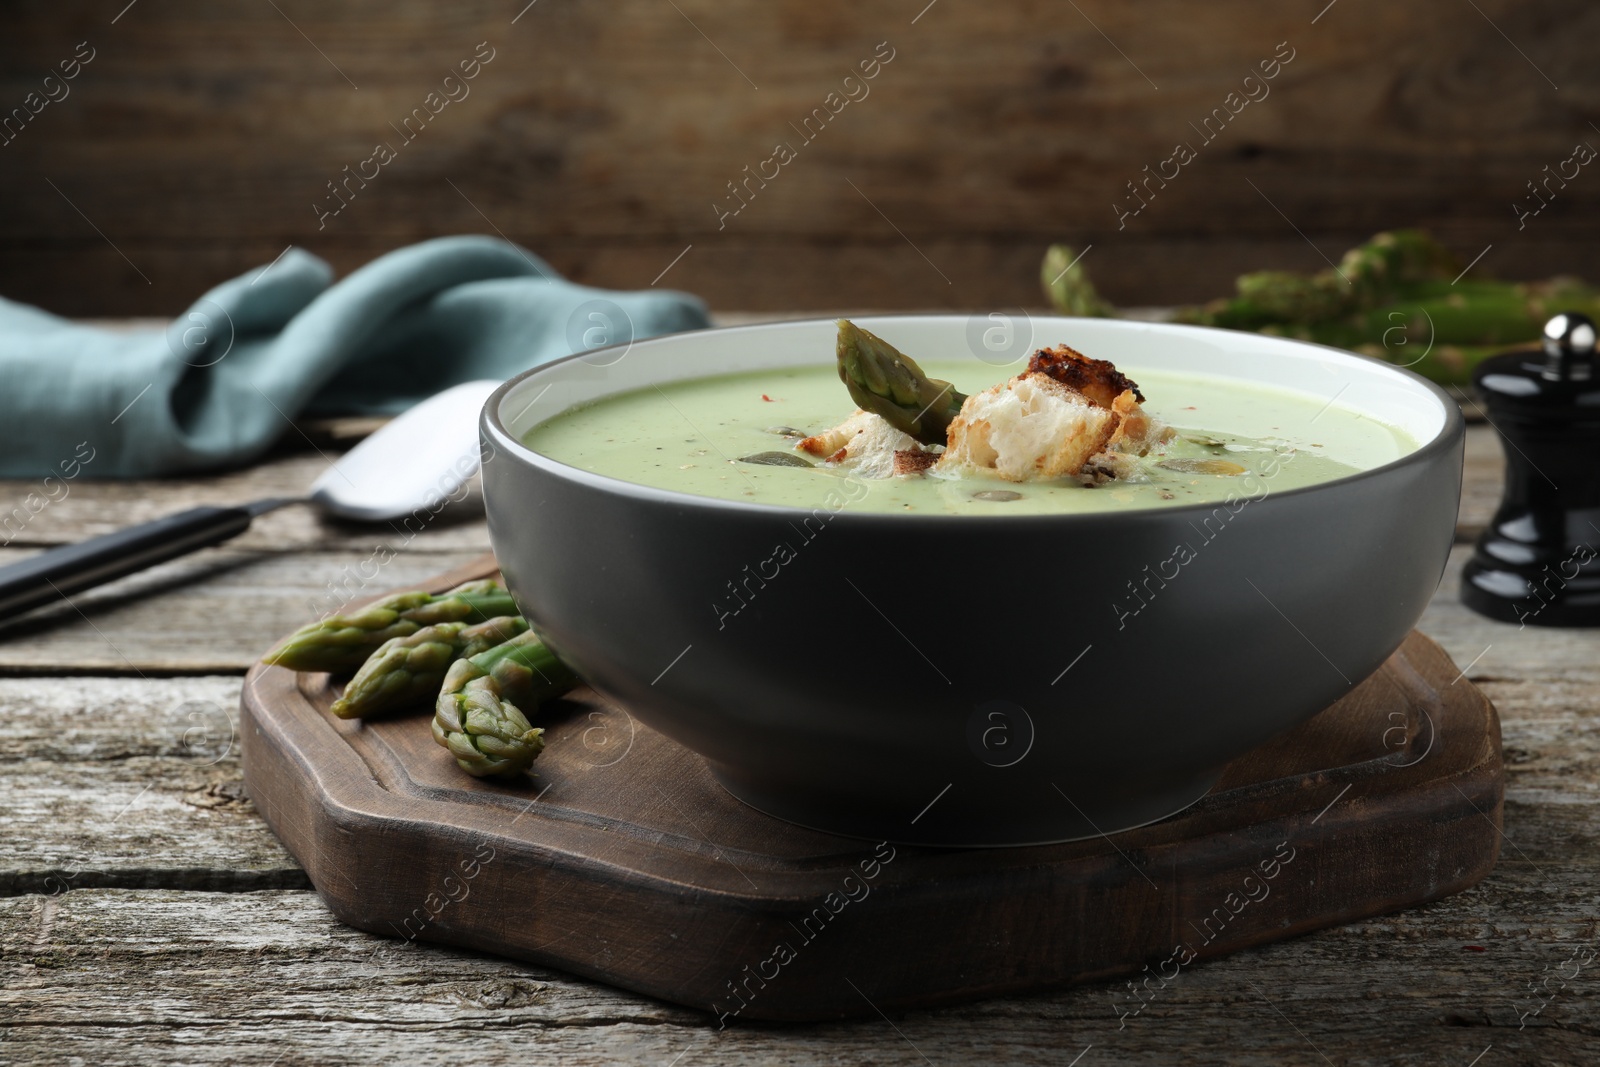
{"left": 0, "top": 236, "right": 710, "bottom": 478}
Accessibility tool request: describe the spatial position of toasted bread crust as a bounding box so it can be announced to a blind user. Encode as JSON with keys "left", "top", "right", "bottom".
{"left": 893, "top": 449, "right": 939, "bottom": 475}
{"left": 1027, "top": 344, "right": 1144, "bottom": 406}
{"left": 796, "top": 420, "right": 856, "bottom": 457}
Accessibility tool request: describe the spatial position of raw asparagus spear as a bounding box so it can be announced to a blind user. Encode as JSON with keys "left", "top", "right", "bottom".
{"left": 1041, "top": 245, "right": 1114, "bottom": 318}
{"left": 432, "top": 677, "right": 545, "bottom": 779}
{"left": 329, "top": 615, "right": 530, "bottom": 720}
{"left": 432, "top": 630, "right": 580, "bottom": 778}
{"left": 262, "top": 579, "right": 519, "bottom": 674}
{"left": 836, "top": 319, "right": 967, "bottom": 446}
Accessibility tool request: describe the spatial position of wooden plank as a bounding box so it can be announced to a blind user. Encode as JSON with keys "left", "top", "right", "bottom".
{"left": 0, "top": 451, "right": 493, "bottom": 553}
{"left": 0, "top": 676, "right": 301, "bottom": 895}
{"left": 4, "top": 538, "right": 1588, "bottom": 891}
{"left": 0, "top": 541, "right": 1592, "bottom": 1057}
{"left": 6, "top": 235, "right": 1596, "bottom": 321}
{"left": 1, "top": 1, "right": 1595, "bottom": 312}
{"left": 0, "top": 533, "right": 1523, "bottom": 681}
{"left": 1458, "top": 422, "right": 1501, "bottom": 544}
{"left": 1420, "top": 547, "right": 1600, "bottom": 684}
{"left": 0, "top": 548, "right": 492, "bottom": 673}
{"left": 1, "top": 879, "right": 1596, "bottom": 1065}
{"left": 2, "top": 660, "right": 1584, "bottom": 891}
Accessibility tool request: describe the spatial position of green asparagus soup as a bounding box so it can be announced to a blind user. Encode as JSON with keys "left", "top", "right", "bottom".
{"left": 520, "top": 363, "right": 1415, "bottom": 516}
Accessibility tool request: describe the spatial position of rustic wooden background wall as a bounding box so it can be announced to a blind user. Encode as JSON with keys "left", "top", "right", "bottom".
{"left": 0, "top": 0, "right": 1595, "bottom": 316}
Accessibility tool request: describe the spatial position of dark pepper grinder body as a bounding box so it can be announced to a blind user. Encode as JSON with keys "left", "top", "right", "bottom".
{"left": 1462, "top": 313, "right": 1600, "bottom": 626}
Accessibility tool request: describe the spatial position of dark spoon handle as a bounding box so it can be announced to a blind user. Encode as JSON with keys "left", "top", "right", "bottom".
{"left": 0, "top": 503, "right": 273, "bottom": 618}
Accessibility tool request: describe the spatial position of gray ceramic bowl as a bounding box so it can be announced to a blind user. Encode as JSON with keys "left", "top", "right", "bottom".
{"left": 481, "top": 315, "right": 1464, "bottom": 847}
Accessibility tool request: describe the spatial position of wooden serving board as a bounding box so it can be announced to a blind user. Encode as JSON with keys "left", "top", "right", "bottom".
{"left": 240, "top": 556, "right": 1504, "bottom": 1022}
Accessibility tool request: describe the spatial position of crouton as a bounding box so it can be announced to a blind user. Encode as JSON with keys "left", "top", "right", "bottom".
{"left": 796, "top": 410, "right": 931, "bottom": 479}
{"left": 1105, "top": 388, "right": 1174, "bottom": 454}
{"left": 935, "top": 373, "right": 1119, "bottom": 481}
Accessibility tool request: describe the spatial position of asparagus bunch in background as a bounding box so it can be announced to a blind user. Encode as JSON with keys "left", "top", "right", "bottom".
{"left": 1040, "top": 230, "right": 1600, "bottom": 386}
{"left": 329, "top": 615, "right": 530, "bottom": 719}
{"left": 432, "top": 630, "right": 580, "bottom": 778}
{"left": 836, "top": 319, "right": 967, "bottom": 445}
{"left": 262, "top": 579, "right": 519, "bottom": 673}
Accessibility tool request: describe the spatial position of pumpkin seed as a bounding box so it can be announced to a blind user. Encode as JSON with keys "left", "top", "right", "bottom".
{"left": 738, "top": 451, "right": 814, "bottom": 468}
{"left": 1158, "top": 458, "right": 1247, "bottom": 476}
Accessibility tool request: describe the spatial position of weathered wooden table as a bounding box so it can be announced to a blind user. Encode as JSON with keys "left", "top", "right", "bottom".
{"left": 1, "top": 322, "right": 1595, "bottom": 1066}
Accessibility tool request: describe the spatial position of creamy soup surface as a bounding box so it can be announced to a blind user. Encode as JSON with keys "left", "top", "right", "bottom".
{"left": 520, "top": 362, "right": 1417, "bottom": 516}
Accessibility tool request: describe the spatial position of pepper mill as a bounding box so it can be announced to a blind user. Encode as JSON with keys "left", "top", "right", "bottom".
{"left": 1461, "top": 312, "right": 1600, "bottom": 626}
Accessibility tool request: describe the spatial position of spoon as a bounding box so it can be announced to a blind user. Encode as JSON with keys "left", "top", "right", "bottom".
{"left": 0, "top": 380, "right": 501, "bottom": 618}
